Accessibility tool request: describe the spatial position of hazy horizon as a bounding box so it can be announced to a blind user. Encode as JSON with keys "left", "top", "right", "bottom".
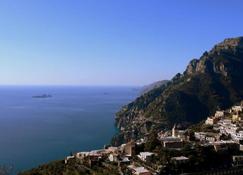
{"left": 1, "top": 0, "right": 243, "bottom": 86}
{"left": 0, "top": 84, "right": 142, "bottom": 87}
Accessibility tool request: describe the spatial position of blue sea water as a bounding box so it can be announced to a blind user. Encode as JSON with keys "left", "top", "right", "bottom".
{"left": 0, "top": 86, "right": 138, "bottom": 174}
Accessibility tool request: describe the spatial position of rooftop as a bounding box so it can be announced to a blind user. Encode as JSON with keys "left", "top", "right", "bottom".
{"left": 128, "top": 165, "right": 150, "bottom": 173}
{"left": 139, "top": 152, "right": 154, "bottom": 156}
{"left": 171, "top": 156, "right": 189, "bottom": 161}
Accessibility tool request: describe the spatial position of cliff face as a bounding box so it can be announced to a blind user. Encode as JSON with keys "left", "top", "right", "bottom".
{"left": 112, "top": 37, "right": 243, "bottom": 145}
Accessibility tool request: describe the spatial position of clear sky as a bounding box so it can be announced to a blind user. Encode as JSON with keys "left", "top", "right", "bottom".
{"left": 0, "top": 0, "right": 243, "bottom": 86}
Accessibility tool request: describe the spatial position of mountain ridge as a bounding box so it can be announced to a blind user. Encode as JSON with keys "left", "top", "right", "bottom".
{"left": 141, "top": 80, "right": 169, "bottom": 95}
{"left": 112, "top": 36, "right": 243, "bottom": 145}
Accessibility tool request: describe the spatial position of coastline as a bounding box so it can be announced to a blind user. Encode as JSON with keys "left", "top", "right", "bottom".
{"left": 0, "top": 86, "right": 139, "bottom": 174}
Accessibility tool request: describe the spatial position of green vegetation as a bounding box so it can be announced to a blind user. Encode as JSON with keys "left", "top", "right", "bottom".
{"left": 114, "top": 37, "right": 243, "bottom": 144}
{"left": 141, "top": 131, "right": 242, "bottom": 174}
{"left": 20, "top": 37, "right": 243, "bottom": 175}
{"left": 19, "top": 158, "right": 119, "bottom": 175}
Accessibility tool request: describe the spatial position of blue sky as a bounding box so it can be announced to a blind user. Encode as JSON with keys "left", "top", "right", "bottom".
{"left": 0, "top": 0, "right": 243, "bottom": 86}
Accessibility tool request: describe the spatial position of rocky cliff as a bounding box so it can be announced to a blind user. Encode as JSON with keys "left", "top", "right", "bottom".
{"left": 112, "top": 37, "right": 243, "bottom": 145}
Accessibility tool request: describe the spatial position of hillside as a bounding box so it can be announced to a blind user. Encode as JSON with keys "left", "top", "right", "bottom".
{"left": 19, "top": 159, "right": 120, "bottom": 175}
{"left": 141, "top": 80, "right": 169, "bottom": 95}
{"left": 113, "top": 37, "right": 243, "bottom": 145}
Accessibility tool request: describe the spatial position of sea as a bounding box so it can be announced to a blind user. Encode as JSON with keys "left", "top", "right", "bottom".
{"left": 0, "top": 86, "right": 139, "bottom": 174}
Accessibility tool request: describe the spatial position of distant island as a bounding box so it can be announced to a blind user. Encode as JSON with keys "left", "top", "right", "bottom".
{"left": 20, "top": 101, "right": 243, "bottom": 175}
{"left": 32, "top": 94, "right": 52, "bottom": 98}
{"left": 20, "top": 37, "right": 243, "bottom": 175}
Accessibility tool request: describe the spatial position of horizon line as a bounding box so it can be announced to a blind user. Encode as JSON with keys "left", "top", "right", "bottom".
{"left": 0, "top": 84, "right": 143, "bottom": 87}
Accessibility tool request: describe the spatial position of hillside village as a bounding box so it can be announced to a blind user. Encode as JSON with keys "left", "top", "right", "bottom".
{"left": 34, "top": 101, "right": 243, "bottom": 175}
{"left": 114, "top": 36, "right": 243, "bottom": 147}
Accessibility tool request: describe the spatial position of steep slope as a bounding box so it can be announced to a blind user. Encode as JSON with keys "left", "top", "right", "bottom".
{"left": 113, "top": 37, "right": 243, "bottom": 145}
{"left": 141, "top": 80, "right": 169, "bottom": 95}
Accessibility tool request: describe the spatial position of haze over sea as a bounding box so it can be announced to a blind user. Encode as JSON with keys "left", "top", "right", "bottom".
{"left": 0, "top": 86, "right": 138, "bottom": 174}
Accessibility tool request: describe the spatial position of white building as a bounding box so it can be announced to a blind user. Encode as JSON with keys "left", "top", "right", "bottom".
{"left": 64, "top": 155, "right": 75, "bottom": 164}
{"left": 194, "top": 132, "right": 206, "bottom": 141}
{"left": 137, "top": 152, "right": 154, "bottom": 162}
{"left": 171, "top": 156, "right": 189, "bottom": 164}
{"left": 108, "top": 153, "right": 119, "bottom": 162}
{"left": 195, "top": 132, "right": 219, "bottom": 143}
{"left": 215, "top": 111, "right": 224, "bottom": 118}
{"left": 136, "top": 138, "right": 145, "bottom": 145}
{"left": 206, "top": 136, "right": 216, "bottom": 143}
{"left": 232, "top": 114, "right": 241, "bottom": 121}
{"left": 232, "top": 106, "right": 242, "bottom": 113}
{"left": 75, "top": 150, "right": 103, "bottom": 160}
{"left": 220, "top": 119, "right": 232, "bottom": 125}
{"left": 205, "top": 117, "right": 215, "bottom": 125}
{"left": 120, "top": 157, "right": 130, "bottom": 163}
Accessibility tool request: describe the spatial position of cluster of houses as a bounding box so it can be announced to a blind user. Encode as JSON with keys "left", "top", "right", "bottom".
{"left": 64, "top": 140, "right": 156, "bottom": 175}
{"left": 157, "top": 124, "right": 187, "bottom": 150}
{"left": 156, "top": 102, "right": 243, "bottom": 167}
{"left": 197, "top": 103, "right": 243, "bottom": 165}
{"left": 64, "top": 102, "right": 243, "bottom": 174}
{"left": 197, "top": 104, "right": 243, "bottom": 145}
